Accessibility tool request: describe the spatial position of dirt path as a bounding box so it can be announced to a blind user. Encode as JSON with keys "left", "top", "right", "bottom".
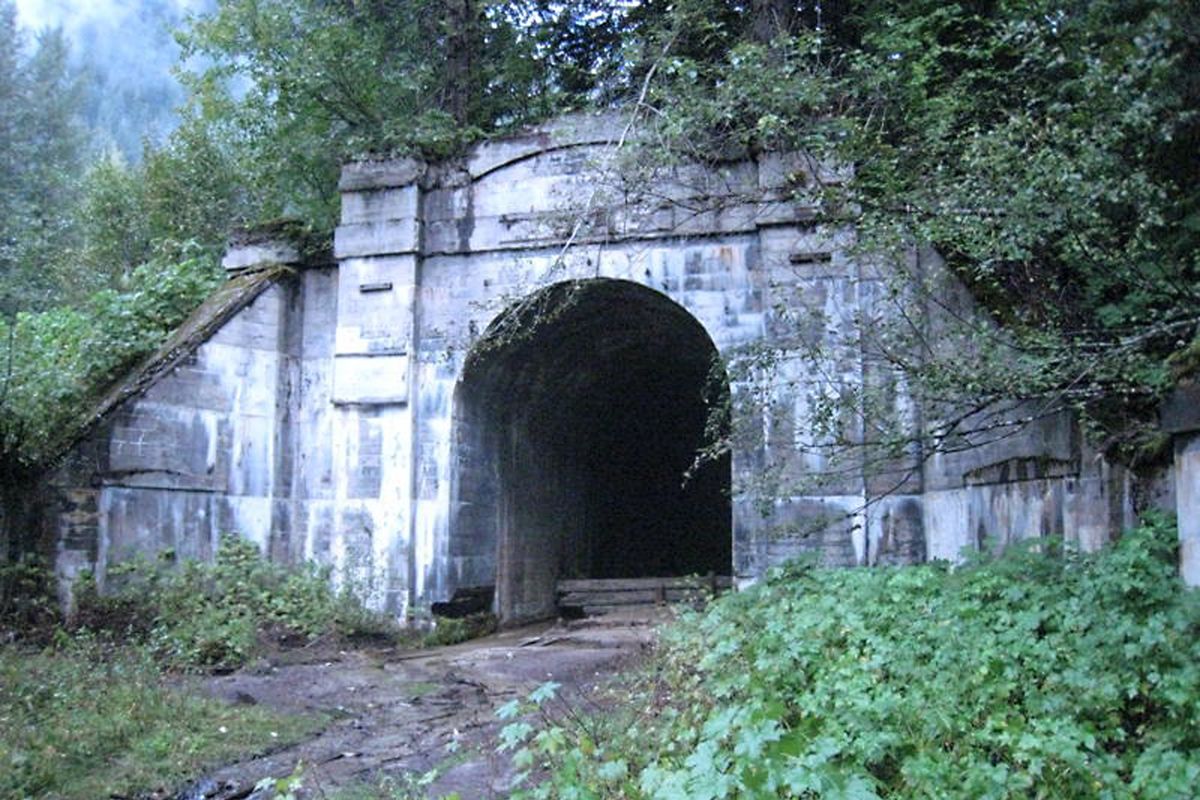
{"left": 177, "top": 609, "right": 669, "bottom": 799}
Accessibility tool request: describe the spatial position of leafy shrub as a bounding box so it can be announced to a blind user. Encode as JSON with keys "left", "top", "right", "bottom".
{"left": 0, "top": 254, "right": 221, "bottom": 468}
{"left": 0, "top": 554, "right": 59, "bottom": 640}
{"left": 77, "top": 533, "right": 400, "bottom": 670}
{"left": 507, "top": 514, "right": 1200, "bottom": 798}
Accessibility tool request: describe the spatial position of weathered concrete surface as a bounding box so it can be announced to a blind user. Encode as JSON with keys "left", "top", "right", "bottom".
{"left": 46, "top": 264, "right": 301, "bottom": 607}
{"left": 1162, "top": 384, "right": 1200, "bottom": 586}
{"left": 1175, "top": 435, "right": 1200, "bottom": 587}
{"left": 41, "top": 111, "right": 1173, "bottom": 621}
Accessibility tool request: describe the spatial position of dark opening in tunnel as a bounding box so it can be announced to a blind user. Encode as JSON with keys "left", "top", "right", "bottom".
{"left": 449, "top": 279, "right": 732, "bottom": 622}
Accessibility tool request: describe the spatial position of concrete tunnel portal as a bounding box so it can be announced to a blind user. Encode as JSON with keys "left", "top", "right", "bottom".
{"left": 448, "top": 278, "right": 732, "bottom": 623}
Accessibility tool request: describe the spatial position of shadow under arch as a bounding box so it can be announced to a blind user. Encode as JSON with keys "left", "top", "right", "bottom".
{"left": 447, "top": 278, "right": 732, "bottom": 624}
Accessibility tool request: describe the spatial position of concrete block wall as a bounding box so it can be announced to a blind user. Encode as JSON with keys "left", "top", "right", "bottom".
{"left": 49, "top": 272, "right": 298, "bottom": 600}
{"left": 42, "top": 112, "right": 1177, "bottom": 623}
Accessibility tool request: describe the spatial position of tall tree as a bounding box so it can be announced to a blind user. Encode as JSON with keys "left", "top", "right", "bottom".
{"left": 0, "top": 2, "right": 86, "bottom": 316}
{"left": 177, "top": 0, "right": 561, "bottom": 232}
{"left": 0, "top": 4, "right": 24, "bottom": 287}
{"left": 619, "top": 0, "right": 1200, "bottom": 478}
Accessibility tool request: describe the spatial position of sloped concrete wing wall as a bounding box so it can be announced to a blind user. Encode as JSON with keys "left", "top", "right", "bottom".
{"left": 44, "top": 113, "right": 1153, "bottom": 622}
{"left": 51, "top": 272, "right": 308, "bottom": 599}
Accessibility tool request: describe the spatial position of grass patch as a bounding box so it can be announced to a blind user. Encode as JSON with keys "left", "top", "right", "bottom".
{"left": 0, "top": 534, "right": 415, "bottom": 798}
{"left": 501, "top": 513, "right": 1200, "bottom": 798}
{"left": 0, "top": 635, "right": 324, "bottom": 800}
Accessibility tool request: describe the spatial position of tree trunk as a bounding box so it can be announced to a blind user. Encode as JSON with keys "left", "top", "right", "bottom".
{"left": 750, "top": 0, "right": 798, "bottom": 43}
{"left": 441, "top": 0, "right": 482, "bottom": 125}
{"left": 0, "top": 466, "right": 47, "bottom": 563}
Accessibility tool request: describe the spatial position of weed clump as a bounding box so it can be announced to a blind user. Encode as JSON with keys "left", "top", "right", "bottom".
{"left": 76, "top": 533, "right": 402, "bottom": 670}
{"left": 502, "top": 513, "right": 1200, "bottom": 798}
{"left": 424, "top": 611, "right": 498, "bottom": 647}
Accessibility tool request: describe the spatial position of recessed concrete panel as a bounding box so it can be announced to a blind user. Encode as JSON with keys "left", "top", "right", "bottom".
{"left": 335, "top": 257, "right": 416, "bottom": 355}
{"left": 332, "top": 354, "right": 409, "bottom": 405}
{"left": 341, "top": 186, "right": 421, "bottom": 226}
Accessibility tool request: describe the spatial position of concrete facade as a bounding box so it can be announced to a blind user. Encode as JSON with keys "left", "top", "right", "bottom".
{"left": 1162, "top": 383, "right": 1200, "bottom": 586}
{"left": 44, "top": 114, "right": 1155, "bottom": 623}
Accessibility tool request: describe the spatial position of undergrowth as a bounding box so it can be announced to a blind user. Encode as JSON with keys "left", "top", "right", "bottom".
{"left": 0, "top": 634, "right": 323, "bottom": 800}
{"left": 76, "top": 534, "right": 404, "bottom": 670}
{"left": 0, "top": 534, "right": 411, "bottom": 799}
{"left": 0, "top": 554, "right": 60, "bottom": 641}
{"left": 424, "top": 611, "right": 499, "bottom": 647}
{"left": 501, "top": 513, "right": 1200, "bottom": 798}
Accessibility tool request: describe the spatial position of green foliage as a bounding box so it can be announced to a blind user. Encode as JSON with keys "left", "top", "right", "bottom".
{"left": 0, "top": 633, "right": 322, "bottom": 800}
{"left": 624, "top": 0, "right": 1200, "bottom": 468}
{"left": 507, "top": 514, "right": 1200, "bottom": 798}
{"left": 69, "top": 124, "right": 249, "bottom": 299}
{"left": 0, "top": 3, "right": 247, "bottom": 482}
{"left": 0, "top": 1, "right": 88, "bottom": 316}
{"left": 0, "top": 554, "right": 59, "bottom": 639}
{"left": 0, "top": 535, "right": 394, "bottom": 797}
{"left": 0, "top": 0, "right": 248, "bottom": 307}
{"left": 0, "top": 254, "right": 221, "bottom": 468}
{"left": 843, "top": 0, "right": 1198, "bottom": 416}
{"left": 423, "top": 612, "right": 498, "bottom": 647}
{"left": 167, "top": 0, "right": 721, "bottom": 236}
{"left": 72, "top": 152, "right": 151, "bottom": 289}
{"left": 175, "top": 0, "right": 564, "bottom": 234}
{"left": 76, "top": 533, "right": 401, "bottom": 670}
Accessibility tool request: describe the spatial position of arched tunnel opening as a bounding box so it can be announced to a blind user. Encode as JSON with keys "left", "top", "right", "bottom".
{"left": 448, "top": 279, "right": 732, "bottom": 623}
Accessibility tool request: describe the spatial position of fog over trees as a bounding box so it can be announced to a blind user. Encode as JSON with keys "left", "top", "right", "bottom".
{"left": 14, "top": 0, "right": 213, "bottom": 158}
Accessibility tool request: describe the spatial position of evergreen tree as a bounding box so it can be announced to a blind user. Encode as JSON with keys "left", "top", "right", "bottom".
{"left": 0, "top": 2, "right": 86, "bottom": 316}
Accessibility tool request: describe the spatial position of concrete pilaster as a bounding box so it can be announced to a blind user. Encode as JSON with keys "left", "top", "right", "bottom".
{"left": 1175, "top": 433, "right": 1200, "bottom": 586}
{"left": 1161, "top": 383, "right": 1200, "bottom": 586}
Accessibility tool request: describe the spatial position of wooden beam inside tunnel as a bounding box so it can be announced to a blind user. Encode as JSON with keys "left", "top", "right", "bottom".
{"left": 556, "top": 575, "right": 734, "bottom": 617}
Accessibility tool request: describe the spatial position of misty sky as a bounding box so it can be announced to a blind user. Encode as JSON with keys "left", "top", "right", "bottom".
{"left": 11, "top": 1, "right": 219, "bottom": 156}
{"left": 13, "top": 0, "right": 212, "bottom": 36}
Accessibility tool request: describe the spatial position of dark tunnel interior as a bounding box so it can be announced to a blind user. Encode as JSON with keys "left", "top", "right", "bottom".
{"left": 450, "top": 279, "right": 732, "bottom": 622}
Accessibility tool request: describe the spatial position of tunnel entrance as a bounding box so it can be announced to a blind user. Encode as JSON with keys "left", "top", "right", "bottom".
{"left": 448, "top": 279, "right": 732, "bottom": 623}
